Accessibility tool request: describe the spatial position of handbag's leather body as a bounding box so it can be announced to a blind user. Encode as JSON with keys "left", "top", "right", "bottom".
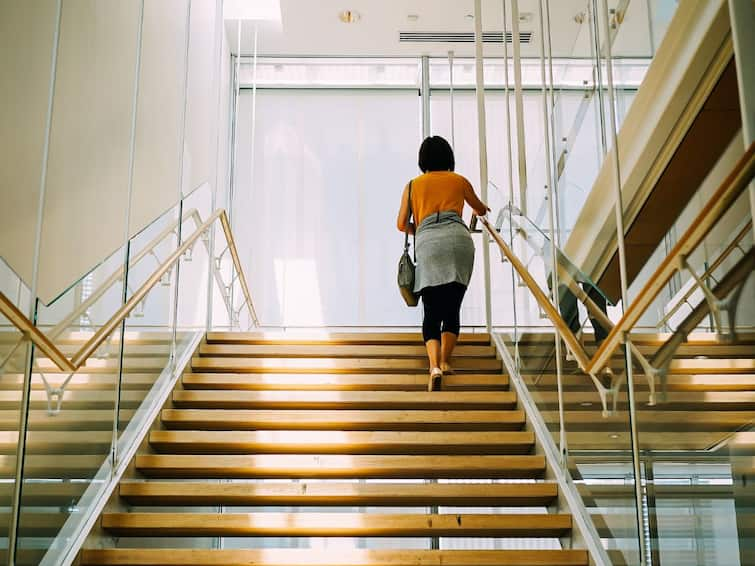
{"left": 397, "top": 181, "right": 419, "bottom": 307}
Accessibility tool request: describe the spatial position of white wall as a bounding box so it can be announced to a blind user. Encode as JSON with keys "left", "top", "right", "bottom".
{"left": 0, "top": 0, "right": 227, "bottom": 307}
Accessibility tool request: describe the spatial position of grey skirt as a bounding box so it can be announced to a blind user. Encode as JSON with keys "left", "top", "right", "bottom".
{"left": 414, "top": 211, "right": 475, "bottom": 293}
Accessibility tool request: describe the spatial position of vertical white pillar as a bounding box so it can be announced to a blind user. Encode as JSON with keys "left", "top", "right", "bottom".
{"left": 474, "top": 0, "right": 493, "bottom": 333}
{"left": 448, "top": 50, "right": 455, "bottom": 150}
{"left": 510, "top": 0, "right": 528, "bottom": 214}
{"left": 421, "top": 55, "right": 430, "bottom": 138}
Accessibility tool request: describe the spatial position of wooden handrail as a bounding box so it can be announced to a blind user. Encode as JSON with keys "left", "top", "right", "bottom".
{"left": 0, "top": 209, "right": 256, "bottom": 373}
{"left": 0, "top": 294, "right": 75, "bottom": 373}
{"left": 479, "top": 216, "right": 592, "bottom": 372}
{"left": 655, "top": 220, "right": 752, "bottom": 330}
{"left": 586, "top": 142, "right": 755, "bottom": 375}
{"left": 48, "top": 208, "right": 199, "bottom": 340}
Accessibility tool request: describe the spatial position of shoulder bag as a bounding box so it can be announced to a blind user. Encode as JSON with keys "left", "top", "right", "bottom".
{"left": 397, "top": 181, "right": 419, "bottom": 307}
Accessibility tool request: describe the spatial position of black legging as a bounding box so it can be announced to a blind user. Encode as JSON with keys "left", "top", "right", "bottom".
{"left": 421, "top": 282, "right": 467, "bottom": 342}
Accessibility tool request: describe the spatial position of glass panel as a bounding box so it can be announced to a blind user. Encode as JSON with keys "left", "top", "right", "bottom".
{"left": 176, "top": 184, "right": 213, "bottom": 340}
{"left": 118, "top": 203, "right": 182, "bottom": 442}
{"left": 238, "top": 57, "right": 421, "bottom": 88}
{"left": 0, "top": 260, "right": 31, "bottom": 564}
{"left": 235, "top": 87, "right": 422, "bottom": 327}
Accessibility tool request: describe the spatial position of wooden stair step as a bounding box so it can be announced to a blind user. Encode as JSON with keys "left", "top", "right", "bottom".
{"left": 0, "top": 482, "right": 87, "bottom": 505}
{"left": 182, "top": 373, "right": 508, "bottom": 391}
{"left": 0, "top": 390, "right": 148, "bottom": 411}
{"left": 529, "top": 373, "right": 755, "bottom": 391}
{"left": 160, "top": 409, "right": 526, "bottom": 431}
{"left": 0, "top": 454, "right": 105, "bottom": 479}
{"left": 171, "top": 390, "right": 517, "bottom": 410}
{"left": 147, "top": 430, "right": 535, "bottom": 454}
{"left": 199, "top": 343, "right": 497, "bottom": 358}
{"left": 0, "top": 431, "right": 112, "bottom": 455}
{"left": 135, "top": 454, "right": 546, "bottom": 479}
{"left": 515, "top": 343, "right": 755, "bottom": 359}
{"left": 0, "top": 409, "right": 135, "bottom": 431}
{"left": 206, "top": 332, "right": 492, "bottom": 346}
{"left": 528, "top": 391, "right": 755, "bottom": 411}
{"left": 191, "top": 356, "right": 502, "bottom": 374}
{"left": 0, "top": 373, "right": 157, "bottom": 391}
{"left": 80, "top": 548, "right": 589, "bottom": 566}
{"left": 540, "top": 410, "right": 754, "bottom": 432}
{"left": 118, "top": 480, "right": 558, "bottom": 506}
{"left": 101, "top": 512, "right": 571, "bottom": 537}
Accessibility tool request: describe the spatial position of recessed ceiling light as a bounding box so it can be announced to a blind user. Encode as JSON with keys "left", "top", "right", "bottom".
{"left": 465, "top": 14, "right": 474, "bottom": 20}
{"left": 609, "top": 434, "right": 620, "bottom": 439}
{"left": 407, "top": 14, "right": 419, "bottom": 22}
{"left": 580, "top": 402, "right": 593, "bottom": 407}
{"left": 338, "top": 10, "right": 360, "bottom": 23}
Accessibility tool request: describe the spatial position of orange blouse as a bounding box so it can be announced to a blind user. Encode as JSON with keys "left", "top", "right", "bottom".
{"left": 409, "top": 171, "right": 472, "bottom": 225}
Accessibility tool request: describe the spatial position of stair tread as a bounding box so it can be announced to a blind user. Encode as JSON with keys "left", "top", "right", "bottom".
{"left": 80, "top": 548, "right": 589, "bottom": 565}
{"left": 191, "top": 357, "right": 502, "bottom": 374}
{"left": 118, "top": 481, "right": 558, "bottom": 506}
{"left": 148, "top": 430, "right": 534, "bottom": 454}
{"left": 199, "top": 343, "right": 496, "bottom": 358}
{"left": 135, "top": 454, "right": 546, "bottom": 479}
{"left": 160, "top": 409, "right": 526, "bottom": 431}
{"left": 171, "top": 390, "right": 516, "bottom": 410}
{"left": 205, "top": 332, "right": 491, "bottom": 345}
{"left": 101, "top": 512, "right": 571, "bottom": 537}
{"left": 181, "top": 373, "right": 508, "bottom": 391}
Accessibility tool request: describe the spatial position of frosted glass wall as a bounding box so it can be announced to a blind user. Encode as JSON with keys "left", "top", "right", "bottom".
{"left": 235, "top": 89, "right": 422, "bottom": 327}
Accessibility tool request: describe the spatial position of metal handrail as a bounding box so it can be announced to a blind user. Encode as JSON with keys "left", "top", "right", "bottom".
{"left": 586, "top": 141, "right": 755, "bottom": 375}
{"left": 0, "top": 208, "right": 257, "bottom": 373}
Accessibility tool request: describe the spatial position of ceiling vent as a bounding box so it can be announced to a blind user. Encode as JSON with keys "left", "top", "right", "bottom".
{"left": 399, "top": 31, "right": 532, "bottom": 44}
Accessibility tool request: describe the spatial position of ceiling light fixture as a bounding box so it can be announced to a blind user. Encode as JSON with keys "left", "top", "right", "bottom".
{"left": 338, "top": 10, "right": 361, "bottom": 24}
{"left": 407, "top": 14, "right": 419, "bottom": 22}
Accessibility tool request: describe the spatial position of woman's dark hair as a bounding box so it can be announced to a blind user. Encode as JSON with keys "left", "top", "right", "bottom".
{"left": 418, "top": 136, "right": 455, "bottom": 173}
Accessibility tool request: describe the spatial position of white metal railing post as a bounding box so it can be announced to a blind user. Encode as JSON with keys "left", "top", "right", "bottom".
{"left": 206, "top": 0, "right": 224, "bottom": 332}
{"left": 536, "top": 0, "right": 567, "bottom": 466}
{"left": 510, "top": 0, "right": 528, "bottom": 215}
{"left": 448, "top": 50, "right": 455, "bottom": 150}
{"left": 501, "top": 0, "right": 520, "bottom": 368}
{"left": 473, "top": 0, "right": 493, "bottom": 333}
{"left": 421, "top": 55, "right": 430, "bottom": 138}
{"left": 599, "top": 0, "right": 648, "bottom": 562}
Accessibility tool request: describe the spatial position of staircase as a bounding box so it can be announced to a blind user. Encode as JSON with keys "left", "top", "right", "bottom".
{"left": 79, "top": 332, "right": 589, "bottom": 565}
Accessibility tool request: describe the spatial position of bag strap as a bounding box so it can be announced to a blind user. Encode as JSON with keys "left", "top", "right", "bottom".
{"left": 404, "top": 181, "right": 415, "bottom": 262}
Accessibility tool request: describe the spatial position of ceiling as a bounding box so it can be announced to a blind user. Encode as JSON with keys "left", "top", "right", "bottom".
{"left": 224, "top": 0, "right": 655, "bottom": 59}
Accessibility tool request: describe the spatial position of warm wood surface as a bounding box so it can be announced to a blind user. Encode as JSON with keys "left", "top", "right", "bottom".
{"left": 135, "top": 454, "right": 546, "bottom": 479}
{"left": 191, "top": 356, "right": 503, "bottom": 374}
{"left": 160, "top": 409, "right": 527, "bottom": 431}
{"left": 181, "top": 372, "right": 509, "bottom": 391}
{"left": 205, "top": 332, "right": 492, "bottom": 345}
{"left": 80, "top": 548, "right": 590, "bottom": 566}
{"left": 101, "top": 512, "right": 572, "bottom": 537}
{"left": 171, "top": 390, "right": 517, "bottom": 410}
{"left": 199, "top": 343, "right": 497, "bottom": 358}
{"left": 147, "top": 430, "right": 535, "bottom": 454}
{"left": 118, "top": 481, "right": 558, "bottom": 506}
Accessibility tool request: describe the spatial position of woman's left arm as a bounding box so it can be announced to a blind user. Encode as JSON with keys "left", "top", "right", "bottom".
{"left": 396, "top": 183, "right": 415, "bottom": 234}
